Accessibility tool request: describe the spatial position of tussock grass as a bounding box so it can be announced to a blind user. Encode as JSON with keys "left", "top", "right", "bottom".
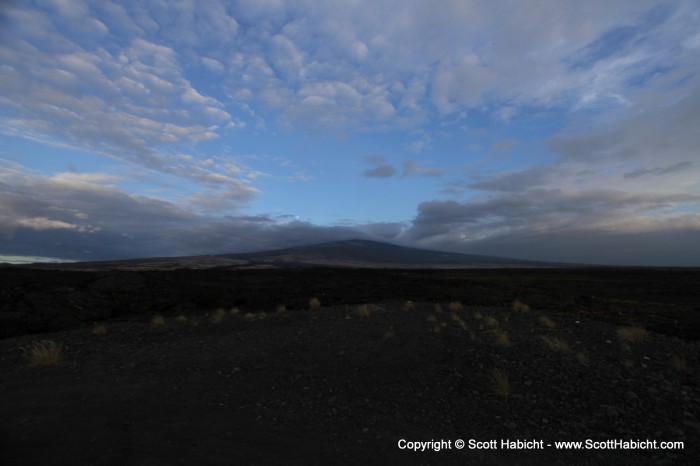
{"left": 426, "top": 314, "right": 437, "bottom": 323}
{"left": 494, "top": 330, "right": 511, "bottom": 347}
{"left": 432, "top": 324, "right": 442, "bottom": 334}
{"left": 540, "top": 336, "right": 572, "bottom": 353}
{"left": 257, "top": 311, "right": 267, "bottom": 320}
{"left": 538, "top": 315, "right": 556, "bottom": 329}
{"left": 92, "top": 324, "right": 107, "bottom": 336}
{"left": 489, "top": 368, "right": 511, "bottom": 398}
{"left": 671, "top": 354, "right": 687, "bottom": 372}
{"left": 22, "top": 340, "right": 63, "bottom": 367}
{"left": 175, "top": 314, "right": 188, "bottom": 323}
{"left": 210, "top": 308, "right": 226, "bottom": 323}
{"left": 617, "top": 326, "right": 649, "bottom": 344}
{"left": 384, "top": 326, "right": 395, "bottom": 340}
{"left": 473, "top": 311, "right": 483, "bottom": 321}
{"left": 448, "top": 301, "right": 463, "bottom": 313}
{"left": 357, "top": 305, "right": 370, "bottom": 319}
{"left": 243, "top": 312, "right": 256, "bottom": 321}
{"left": 575, "top": 351, "right": 589, "bottom": 366}
{"left": 150, "top": 314, "right": 166, "bottom": 328}
{"left": 433, "top": 304, "right": 443, "bottom": 314}
{"left": 309, "top": 297, "right": 321, "bottom": 310}
{"left": 230, "top": 307, "right": 240, "bottom": 316}
{"left": 485, "top": 316, "right": 499, "bottom": 328}
{"left": 404, "top": 300, "right": 416, "bottom": 312}
{"left": 275, "top": 305, "right": 287, "bottom": 315}
{"left": 512, "top": 299, "right": 530, "bottom": 313}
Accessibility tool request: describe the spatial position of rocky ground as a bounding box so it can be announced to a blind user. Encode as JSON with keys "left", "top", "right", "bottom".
{"left": 1, "top": 267, "right": 699, "bottom": 464}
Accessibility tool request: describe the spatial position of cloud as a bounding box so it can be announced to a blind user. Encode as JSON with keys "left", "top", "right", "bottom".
{"left": 402, "top": 188, "right": 700, "bottom": 266}
{"left": 469, "top": 167, "right": 553, "bottom": 192}
{"left": 623, "top": 161, "right": 693, "bottom": 179}
{"left": 0, "top": 165, "right": 393, "bottom": 260}
{"left": 402, "top": 161, "right": 446, "bottom": 178}
{"left": 363, "top": 165, "right": 396, "bottom": 178}
{"left": 362, "top": 154, "right": 396, "bottom": 178}
{"left": 407, "top": 189, "right": 700, "bottom": 254}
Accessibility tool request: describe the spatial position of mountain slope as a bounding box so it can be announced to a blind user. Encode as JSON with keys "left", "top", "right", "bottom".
{"left": 222, "top": 239, "right": 553, "bottom": 268}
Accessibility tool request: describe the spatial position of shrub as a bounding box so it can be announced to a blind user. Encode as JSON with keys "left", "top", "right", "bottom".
{"left": 538, "top": 315, "right": 556, "bottom": 329}
{"left": 151, "top": 314, "right": 166, "bottom": 328}
{"left": 512, "top": 300, "right": 530, "bottom": 313}
{"left": 494, "top": 330, "right": 511, "bottom": 347}
{"left": 384, "top": 327, "right": 395, "bottom": 340}
{"left": 540, "top": 336, "right": 572, "bottom": 353}
{"left": 575, "top": 352, "right": 589, "bottom": 366}
{"left": 671, "top": 354, "right": 686, "bottom": 372}
{"left": 357, "top": 305, "right": 370, "bottom": 319}
{"left": 448, "top": 301, "right": 463, "bottom": 313}
{"left": 489, "top": 368, "right": 510, "bottom": 398}
{"left": 617, "top": 326, "right": 648, "bottom": 344}
{"left": 23, "top": 340, "right": 63, "bottom": 367}
{"left": 309, "top": 297, "right": 321, "bottom": 310}
{"left": 210, "top": 308, "right": 226, "bottom": 323}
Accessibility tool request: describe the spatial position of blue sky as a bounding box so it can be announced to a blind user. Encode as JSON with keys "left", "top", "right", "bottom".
{"left": 1, "top": 0, "right": 699, "bottom": 265}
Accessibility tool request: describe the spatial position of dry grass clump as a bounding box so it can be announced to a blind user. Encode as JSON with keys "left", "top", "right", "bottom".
{"left": 210, "top": 308, "right": 226, "bottom": 323}
{"left": 92, "top": 324, "right": 107, "bottom": 336}
{"left": 257, "top": 311, "right": 267, "bottom": 320}
{"left": 617, "top": 325, "right": 649, "bottom": 344}
{"left": 151, "top": 314, "right": 166, "bottom": 328}
{"left": 175, "top": 314, "right": 188, "bottom": 323}
{"left": 243, "top": 312, "right": 256, "bottom": 321}
{"left": 489, "top": 368, "right": 511, "bottom": 398}
{"left": 671, "top": 354, "right": 686, "bottom": 372}
{"left": 433, "top": 304, "right": 443, "bottom": 314}
{"left": 230, "top": 307, "right": 241, "bottom": 316}
{"left": 494, "top": 330, "right": 511, "bottom": 347}
{"left": 473, "top": 311, "right": 483, "bottom": 321}
{"left": 275, "top": 305, "right": 287, "bottom": 315}
{"left": 357, "top": 304, "right": 370, "bottom": 319}
{"left": 485, "top": 316, "right": 499, "bottom": 328}
{"left": 512, "top": 299, "right": 530, "bottom": 313}
{"left": 448, "top": 301, "right": 463, "bottom": 313}
{"left": 404, "top": 300, "right": 416, "bottom": 312}
{"left": 540, "top": 336, "right": 572, "bottom": 353}
{"left": 575, "top": 351, "right": 589, "bottom": 366}
{"left": 309, "top": 297, "right": 321, "bottom": 310}
{"left": 22, "top": 340, "right": 63, "bottom": 367}
{"left": 538, "top": 315, "right": 556, "bottom": 329}
{"left": 426, "top": 314, "right": 437, "bottom": 323}
{"left": 384, "top": 326, "right": 395, "bottom": 340}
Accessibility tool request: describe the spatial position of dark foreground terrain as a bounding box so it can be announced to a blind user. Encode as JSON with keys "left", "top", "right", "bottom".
{"left": 1, "top": 267, "right": 699, "bottom": 464}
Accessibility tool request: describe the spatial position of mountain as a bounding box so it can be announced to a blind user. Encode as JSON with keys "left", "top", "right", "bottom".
{"left": 223, "top": 239, "right": 552, "bottom": 268}
{"left": 14, "top": 239, "right": 562, "bottom": 270}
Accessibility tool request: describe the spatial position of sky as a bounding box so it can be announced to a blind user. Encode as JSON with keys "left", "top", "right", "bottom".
{"left": 0, "top": 0, "right": 699, "bottom": 266}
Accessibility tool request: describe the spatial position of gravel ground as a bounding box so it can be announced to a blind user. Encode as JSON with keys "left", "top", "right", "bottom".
{"left": 1, "top": 301, "right": 698, "bottom": 465}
